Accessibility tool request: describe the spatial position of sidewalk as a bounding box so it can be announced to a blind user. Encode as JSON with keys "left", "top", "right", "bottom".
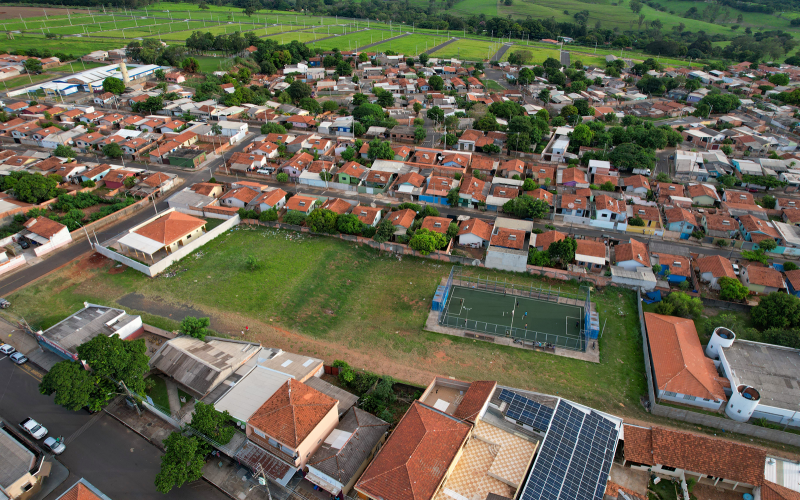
{"left": 0, "top": 317, "right": 62, "bottom": 371}
{"left": 32, "top": 458, "right": 69, "bottom": 500}
{"left": 104, "top": 397, "right": 173, "bottom": 450}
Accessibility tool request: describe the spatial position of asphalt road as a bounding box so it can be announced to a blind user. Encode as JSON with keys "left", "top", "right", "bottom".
{"left": 0, "top": 357, "right": 226, "bottom": 500}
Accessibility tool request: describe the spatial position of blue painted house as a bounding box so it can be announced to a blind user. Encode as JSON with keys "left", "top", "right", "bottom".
{"left": 653, "top": 253, "right": 691, "bottom": 283}
{"left": 663, "top": 207, "right": 697, "bottom": 239}
{"left": 785, "top": 269, "right": 800, "bottom": 297}
{"left": 738, "top": 214, "right": 782, "bottom": 245}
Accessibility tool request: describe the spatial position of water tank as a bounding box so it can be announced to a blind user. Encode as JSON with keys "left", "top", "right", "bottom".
{"left": 726, "top": 385, "right": 760, "bottom": 422}
{"left": 705, "top": 327, "right": 736, "bottom": 360}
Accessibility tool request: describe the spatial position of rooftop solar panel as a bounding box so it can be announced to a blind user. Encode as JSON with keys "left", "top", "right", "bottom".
{"left": 498, "top": 388, "right": 554, "bottom": 433}
{"left": 520, "top": 400, "right": 619, "bottom": 500}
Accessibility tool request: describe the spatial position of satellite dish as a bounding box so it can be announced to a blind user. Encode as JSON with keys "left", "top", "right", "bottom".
{"left": 568, "top": 203, "right": 574, "bottom": 209}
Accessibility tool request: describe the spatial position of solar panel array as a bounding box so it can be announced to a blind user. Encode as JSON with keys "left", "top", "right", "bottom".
{"left": 498, "top": 389, "right": 554, "bottom": 433}
{"left": 521, "top": 400, "right": 619, "bottom": 500}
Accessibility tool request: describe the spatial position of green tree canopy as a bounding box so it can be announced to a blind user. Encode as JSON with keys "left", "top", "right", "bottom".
{"left": 373, "top": 217, "right": 394, "bottom": 243}
{"left": 102, "top": 143, "right": 123, "bottom": 159}
{"left": 261, "top": 122, "right": 287, "bottom": 135}
{"left": 102, "top": 77, "right": 125, "bottom": 95}
{"left": 287, "top": 80, "right": 312, "bottom": 102}
{"left": 13, "top": 172, "right": 61, "bottom": 204}
{"left": 155, "top": 433, "right": 207, "bottom": 494}
{"left": 502, "top": 195, "right": 550, "bottom": 220}
{"left": 307, "top": 208, "right": 339, "bottom": 233}
{"left": 190, "top": 401, "right": 235, "bottom": 444}
{"left": 718, "top": 276, "right": 750, "bottom": 302}
{"left": 752, "top": 292, "right": 800, "bottom": 330}
{"left": 76, "top": 333, "right": 149, "bottom": 395}
{"left": 39, "top": 360, "right": 115, "bottom": 412}
{"left": 609, "top": 143, "right": 655, "bottom": 171}
{"left": 655, "top": 292, "right": 703, "bottom": 319}
{"left": 337, "top": 213, "right": 365, "bottom": 235}
{"left": 367, "top": 138, "right": 393, "bottom": 160}
{"left": 409, "top": 228, "right": 447, "bottom": 255}
{"left": 548, "top": 238, "right": 578, "bottom": 265}
{"left": 180, "top": 316, "right": 211, "bottom": 341}
{"left": 54, "top": 144, "right": 76, "bottom": 158}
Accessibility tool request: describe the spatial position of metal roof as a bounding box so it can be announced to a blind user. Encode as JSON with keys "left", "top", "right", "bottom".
{"left": 0, "top": 427, "right": 35, "bottom": 489}
{"left": 213, "top": 366, "right": 292, "bottom": 423}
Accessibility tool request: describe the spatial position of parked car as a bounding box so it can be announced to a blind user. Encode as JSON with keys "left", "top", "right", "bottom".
{"left": 732, "top": 263, "right": 740, "bottom": 276}
{"left": 43, "top": 436, "right": 66, "bottom": 455}
{"left": 19, "top": 418, "right": 47, "bottom": 439}
{"left": 0, "top": 298, "right": 9, "bottom": 309}
{"left": 0, "top": 344, "right": 15, "bottom": 355}
{"left": 18, "top": 240, "right": 29, "bottom": 249}
{"left": 10, "top": 352, "right": 27, "bottom": 364}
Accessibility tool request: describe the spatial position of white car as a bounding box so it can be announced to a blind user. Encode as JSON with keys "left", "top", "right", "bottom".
{"left": 732, "top": 263, "right": 740, "bottom": 276}
{"left": 43, "top": 437, "right": 66, "bottom": 455}
{"left": 0, "top": 344, "right": 15, "bottom": 355}
{"left": 10, "top": 352, "right": 27, "bottom": 365}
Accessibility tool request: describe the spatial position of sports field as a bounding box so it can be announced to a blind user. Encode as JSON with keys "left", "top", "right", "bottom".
{"left": 441, "top": 286, "right": 584, "bottom": 349}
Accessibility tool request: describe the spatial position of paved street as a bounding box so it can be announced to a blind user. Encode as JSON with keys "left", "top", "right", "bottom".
{"left": 0, "top": 356, "right": 227, "bottom": 500}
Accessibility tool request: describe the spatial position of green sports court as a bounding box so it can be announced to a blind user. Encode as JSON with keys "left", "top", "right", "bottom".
{"left": 440, "top": 285, "right": 586, "bottom": 350}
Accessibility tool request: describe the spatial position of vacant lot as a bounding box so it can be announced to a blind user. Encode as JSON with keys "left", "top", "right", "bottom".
{"left": 8, "top": 226, "right": 648, "bottom": 419}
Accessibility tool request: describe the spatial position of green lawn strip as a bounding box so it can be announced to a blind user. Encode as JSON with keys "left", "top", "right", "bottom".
{"left": 484, "top": 79, "right": 505, "bottom": 91}
{"left": 368, "top": 34, "right": 453, "bottom": 57}
{"left": 432, "top": 39, "right": 499, "bottom": 61}
{"left": 145, "top": 375, "right": 171, "bottom": 410}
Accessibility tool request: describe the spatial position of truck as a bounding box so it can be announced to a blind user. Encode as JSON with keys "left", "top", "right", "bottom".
{"left": 632, "top": 168, "right": 651, "bottom": 176}
{"left": 19, "top": 418, "right": 48, "bottom": 440}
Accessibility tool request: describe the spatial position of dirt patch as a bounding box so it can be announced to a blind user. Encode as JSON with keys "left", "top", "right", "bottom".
{"left": 85, "top": 252, "right": 110, "bottom": 269}
{"left": 107, "top": 264, "right": 127, "bottom": 275}
{"left": 0, "top": 7, "right": 91, "bottom": 19}
{"left": 117, "top": 293, "right": 217, "bottom": 328}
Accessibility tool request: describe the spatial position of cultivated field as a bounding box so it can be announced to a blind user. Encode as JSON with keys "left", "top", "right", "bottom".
{"left": 6, "top": 226, "right": 648, "bottom": 420}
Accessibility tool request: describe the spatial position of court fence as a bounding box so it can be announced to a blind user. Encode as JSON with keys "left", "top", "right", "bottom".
{"left": 439, "top": 313, "right": 586, "bottom": 351}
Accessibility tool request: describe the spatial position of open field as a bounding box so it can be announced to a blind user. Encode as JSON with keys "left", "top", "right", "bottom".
{"left": 433, "top": 39, "right": 501, "bottom": 61}
{"left": 306, "top": 30, "right": 384, "bottom": 51}
{"left": 0, "top": 34, "right": 124, "bottom": 56}
{"left": 194, "top": 55, "right": 235, "bottom": 73}
{"left": 264, "top": 31, "right": 321, "bottom": 44}
{"left": 0, "top": 6, "right": 97, "bottom": 21}
{"left": 368, "top": 34, "right": 453, "bottom": 57}
{"left": 654, "top": 0, "right": 798, "bottom": 33}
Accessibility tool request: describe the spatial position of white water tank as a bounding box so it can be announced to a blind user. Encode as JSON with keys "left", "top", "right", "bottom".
{"left": 726, "top": 385, "right": 760, "bottom": 422}
{"left": 705, "top": 327, "right": 736, "bottom": 360}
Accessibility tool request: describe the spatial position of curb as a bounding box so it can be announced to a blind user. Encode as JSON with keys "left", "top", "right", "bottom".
{"left": 102, "top": 407, "right": 166, "bottom": 452}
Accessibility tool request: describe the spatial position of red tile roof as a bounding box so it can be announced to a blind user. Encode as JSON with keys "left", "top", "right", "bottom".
{"left": 134, "top": 211, "right": 205, "bottom": 246}
{"left": 248, "top": 379, "right": 337, "bottom": 448}
{"left": 762, "top": 481, "right": 800, "bottom": 500}
{"left": 654, "top": 253, "right": 690, "bottom": 277}
{"left": 452, "top": 381, "right": 496, "bottom": 422}
{"left": 491, "top": 227, "right": 526, "bottom": 250}
{"left": 575, "top": 239, "right": 606, "bottom": 259}
{"left": 615, "top": 239, "right": 649, "bottom": 267}
{"left": 320, "top": 197, "right": 352, "bottom": 215}
{"left": 696, "top": 255, "right": 737, "bottom": 280}
{"left": 644, "top": 312, "right": 727, "bottom": 401}
{"left": 704, "top": 213, "right": 737, "bottom": 232}
{"left": 285, "top": 195, "right": 317, "bottom": 212}
{"left": 622, "top": 425, "right": 765, "bottom": 486}
{"left": 686, "top": 183, "right": 718, "bottom": 201}
{"left": 527, "top": 188, "right": 553, "bottom": 205}
{"left": 745, "top": 264, "right": 784, "bottom": 289}
{"left": 58, "top": 481, "right": 104, "bottom": 500}
{"left": 624, "top": 175, "right": 650, "bottom": 190}
{"left": 664, "top": 207, "right": 696, "bottom": 226}
{"left": 594, "top": 194, "right": 622, "bottom": 213}
{"left": 561, "top": 168, "right": 587, "bottom": 184}
{"left": 534, "top": 230, "right": 567, "bottom": 250}
{"left": 355, "top": 401, "right": 471, "bottom": 500}
{"left": 353, "top": 205, "right": 381, "bottom": 225}
{"left": 457, "top": 218, "right": 492, "bottom": 242}
{"left": 421, "top": 216, "right": 451, "bottom": 234}
{"left": 23, "top": 216, "right": 65, "bottom": 238}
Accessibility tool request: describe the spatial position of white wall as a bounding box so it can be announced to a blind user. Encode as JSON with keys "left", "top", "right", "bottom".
{"left": 32, "top": 227, "right": 73, "bottom": 257}
{"left": 658, "top": 390, "right": 724, "bottom": 411}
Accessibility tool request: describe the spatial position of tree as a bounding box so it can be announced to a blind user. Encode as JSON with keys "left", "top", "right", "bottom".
{"left": 427, "top": 106, "right": 445, "bottom": 123}
{"left": 718, "top": 277, "right": 749, "bottom": 302}
{"left": 132, "top": 95, "right": 164, "bottom": 114}
{"left": 528, "top": 248, "right": 552, "bottom": 267}
{"left": 656, "top": 291, "right": 703, "bottom": 319}
{"left": 287, "top": 80, "right": 312, "bottom": 102}
{"left": 609, "top": 143, "right": 655, "bottom": 172}
{"left": 769, "top": 73, "right": 790, "bottom": 86}
{"left": 190, "top": 402, "right": 234, "bottom": 444}
{"left": 446, "top": 188, "right": 460, "bottom": 206}
{"left": 721, "top": 145, "right": 733, "bottom": 156}
{"left": 243, "top": 5, "right": 257, "bottom": 16}
{"left": 39, "top": 360, "right": 111, "bottom": 412}
{"left": 24, "top": 58, "right": 43, "bottom": 74}
{"left": 522, "top": 178, "right": 539, "bottom": 191}
{"left": 261, "top": 122, "right": 286, "bottom": 135}
{"left": 784, "top": 262, "right": 799, "bottom": 272}
{"left": 259, "top": 209, "right": 278, "bottom": 222}
{"left": 414, "top": 126, "right": 426, "bottom": 143}
{"left": 409, "top": 228, "right": 446, "bottom": 255}
{"left": 367, "top": 139, "right": 393, "bottom": 160}
{"left": 276, "top": 172, "right": 289, "bottom": 182}
{"left": 502, "top": 195, "right": 551, "bottom": 220}
{"left": 322, "top": 100, "right": 339, "bottom": 112}
{"left": 155, "top": 433, "right": 207, "bottom": 494}
{"left": 428, "top": 75, "right": 444, "bottom": 91}
{"left": 14, "top": 173, "right": 60, "bottom": 204}
{"left": 752, "top": 292, "right": 800, "bottom": 329}
{"left": 76, "top": 334, "right": 149, "bottom": 395}
{"left": 373, "top": 218, "right": 394, "bottom": 242}
{"left": 155, "top": 69, "right": 166, "bottom": 80}
{"left": 283, "top": 211, "right": 307, "bottom": 225}
{"left": 571, "top": 124, "right": 593, "bottom": 146}
{"left": 123, "top": 176, "right": 136, "bottom": 189}
{"left": 353, "top": 122, "right": 366, "bottom": 137}
{"left": 182, "top": 57, "right": 200, "bottom": 73}
{"left": 375, "top": 88, "right": 394, "bottom": 107}
{"left": 54, "top": 144, "right": 75, "bottom": 158}
{"left": 307, "top": 208, "right": 339, "bottom": 233}
{"left": 180, "top": 316, "right": 211, "bottom": 341}
{"left": 336, "top": 214, "right": 365, "bottom": 235}
{"left": 299, "top": 97, "right": 321, "bottom": 114}
{"left": 102, "top": 76, "right": 125, "bottom": 95}
{"left": 761, "top": 195, "right": 776, "bottom": 209}
{"left": 102, "top": 143, "right": 123, "bottom": 159}
{"left": 482, "top": 143, "right": 501, "bottom": 154}
{"left": 548, "top": 238, "right": 578, "bottom": 266}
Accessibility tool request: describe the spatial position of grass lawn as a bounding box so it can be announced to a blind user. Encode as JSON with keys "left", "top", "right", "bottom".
{"left": 432, "top": 39, "right": 500, "bottom": 61}
{"left": 484, "top": 79, "right": 505, "bottom": 91}
{"left": 306, "top": 30, "right": 380, "bottom": 52}
{"left": 368, "top": 34, "right": 452, "bottom": 57}
{"left": 649, "top": 478, "right": 681, "bottom": 500}
{"left": 0, "top": 35, "right": 122, "bottom": 57}
{"left": 263, "top": 31, "right": 320, "bottom": 44}
{"left": 145, "top": 375, "right": 170, "bottom": 410}
{"left": 177, "top": 388, "right": 193, "bottom": 407}
{"left": 194, "top": 55, "right": 235, "bottom": 73}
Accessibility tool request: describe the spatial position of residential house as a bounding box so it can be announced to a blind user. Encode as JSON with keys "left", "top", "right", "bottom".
{"left": 385, "top": 208, "right": 416, "bottom": 235}
{"left": 354, "top": 401, "right": 471, "bottom": 500}
{"left": 559, "top": 196, "right": 589, "bottom": 217}
{"left": 364, "top": 169, "right": 394, "bottom": 190}
{"left": 287, "top": 115, "right": 316, "bottom": 130}
{"left": 103, "top": 169, "right": 137, "bottom": 189}
{"left": 652, "top": 253, "right": 691, "bottom": 283}
{"left": 738, "top": 215, "right": 781, "bottom": 245}
{"left": 191, "top": 182, "right": 224, "bottom": 198}
{"left": 664, "top": 207, "right": 698, "bottom": 236}
{"left": 594, "top": 194, "right": 626, "bottom": 222}
{"left": 458, "top": 176, "right": 487, "bottom": 207}
{"left": 285, "top": 195, "right": 317, "bottom": 215}
{"left": 630, "top": 205, "right": 661, "bottom": 228}
{"left": 457, "top": 218, "right": 492, "bottom": 248}
{"left": 281, "top": 152, "right": 313, "bottom": 177}
{"left": 352, "top": 205, "right": 382, "bottom": 227}
{"left": 622, "top": 174, "right": 650, "bottom": 195}
{"left": 686, "top": 183, "right": 719, "bottom": 206}
{"left": 336, "top": 161, "right": 367, "bottom": 185}
{"left": 560, "top": 167, "right": 588, "bottom": 188}
{"left": 421, "top": 216, "right": 451, "bottom": 235}
{"left": 78, "top": 164, "right": 112, "bottom": 183}
{"left": 615, "top": 238, "right": 649, "bottom": 271}
{"left": 246, "top": 379, "right": 339, "bottom": 469}
{"left": 497, "top": 159, "right": 526, "bottom": 179}
{"left": 575, "top": 239, "right": 608, "bottom": 272}
{"left": 219, "top": 186, "right": 260, "bottom": 209}
{"left": 320, "top": 198, "right": 352, "bottom": 215}
{"left": 785, "top": 269, "right": 800, "bottom": 297}
{"left": 643, "top": 312, "right": 727, "bottom": 410}
{"left": 740, "top": 264, "right": 785, "bottom": 294}
{"left": 22, "top": 217, "right": 72, "bottom": 255}
{"left": 134, "top": 172, "right": 176, "bottom": 197}
{"left": 458, "top": 129, "right": 482, "bottom": 152}
{"left": 702, "top": 213, "right": 739, "bottom": 239}
{"left": 697, "top": 255, "right": 738, "bottom": 290}
{"left": 532, "top": 230, "right": 567, "bottom": 252}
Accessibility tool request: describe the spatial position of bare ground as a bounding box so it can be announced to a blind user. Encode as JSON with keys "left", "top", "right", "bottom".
{"left": 0, "top": 6, "right": 95, "bottom": 19}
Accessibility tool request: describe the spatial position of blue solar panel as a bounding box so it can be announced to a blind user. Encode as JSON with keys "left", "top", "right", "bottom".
{"left": 498, "top": 389, "right": 554, "bottom": 433}
{"left": 520, "top": 401, "right": 619, "bottom": 500}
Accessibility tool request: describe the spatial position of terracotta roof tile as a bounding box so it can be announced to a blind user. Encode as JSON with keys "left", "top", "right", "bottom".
{"left": 353, "top": 205, "right": 381, "bottom": 225}
{"left": 654, "top": 253, "right": 690, "bottom": 277}
{"left": 664, "top": 207, "right": 696, "bottom": 226}
{"left": 623, "top": 424, "right": 765, "bottom": 486}
{"left": 421, "top": 216, "right": 451, "bottom": 234}
{"left": 624, "top": 175, "right": 650, "bottom": 190}
{"left": 744, "top": 264, "right": 784, "bottom": 289}
{"left": 631, "top": 205, "right": 660, "bottom": 221}
{"left": 533, "top": 230, "right": 566, "bottom": 250}
{"left": 23, "top": 217, "right": 65, "bottom": 238}
{"left": 58, "top": 481, "right": 104, "bottom": 500}
{"left": 219, "top": 186, "right": 259, "bottom": 204}
{"left": 576, "top": 239, "right": 606, "bottom": 259}
{"left": 704, "top": 213, "right": 737, "bottom": 232}
{"left": 615, "top": 239, "right": 649, "bottom": 267}
{"left": 644, "top": 312, "right": 727, "bottom": 401}
{"left": 595, "top": 194, "right": 622, "bottom": 213}
{"left": 355, "top": 401, "right": 471, "bottom": 500}
{"left": 457, "top": 218, "right": 492, "bottom": 242}
{"left": 491, "top": 185, "right": 519, "bottom": 199}
{"left": 452, "top": 381, "right": 496, "bottom": 422}
{"left": 387, "top": 208, "right": 416, "bottom": 229}
{"left": 490, "top": 227, "right": 525, "bottom": 250}
{"left": 686, "top": 183, "right": 718, "bottom": 201}
{"left": 593, "top": 174, "right": 618, "bottom": 187}
{"left": 285, "top": 195, "right": 317, "bottom": 212}
{"left": 248, "top": 379, "right": 337, "bottom": 448}
{"left": 134, "top": 211, "right": 205, "bottom": 246}
{"left": 560, "top": 196, "right": 588, "bottom": 210}
{"left": 762, "top": 481, "right": 800, "bottom": 500}
{"left": 526, "top": 188, "right": 553, "bottom": 205}
{"left": 696, "top": 255, "right": 737, "bottom": 279}
{"left": 561, "top": 168, "right": 587, "bottom": 184}
{"left": 740, "top": 215, "right": 780, "bottom": 238}
{"left": 320, "top": 197, "right": 352, "bottom": 215}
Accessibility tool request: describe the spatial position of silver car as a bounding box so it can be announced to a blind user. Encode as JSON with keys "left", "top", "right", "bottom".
{"left": 10, "top": 352, "right": 27, "bottom": 365}
{"left": 0, "top": 344, "right": 15, "bottom": 355}
{"left": 43, "top": 437, "right": 66, "bottom": 455}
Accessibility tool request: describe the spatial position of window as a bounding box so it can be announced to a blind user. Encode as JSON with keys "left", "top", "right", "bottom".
{"left": 253, "top": 428, "right": 266, "bottom": 438}
{"left": 661, "top": 466, "right": 677, "bottom": 472}
{"left": 683, "top": 394, "right": 697, "bottom": 401}
{"left": 663, "top": 391, "right": 677, "bottom": 397}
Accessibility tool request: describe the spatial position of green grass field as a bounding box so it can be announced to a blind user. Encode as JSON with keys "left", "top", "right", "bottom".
{"left": 0, "top": 34, "right": 123, "bottom": 57}
{"left": 433, "top": 39, "right": 502, "bottom": 61}
{"left": 306, "top": 30, "right": 385, "bottom": 51}
{"left": 194, "top": 55, "right": 235, "bottom": 72}
{"left": 368, "top": 34, "right": 453, "bottom": 57}
{"left": 264, "top": 31, "right": 321, "bottom": 44}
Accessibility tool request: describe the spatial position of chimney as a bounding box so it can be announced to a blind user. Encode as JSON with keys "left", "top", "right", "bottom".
{"left": 119, "top": 61, "right": 130, "bottom": 86}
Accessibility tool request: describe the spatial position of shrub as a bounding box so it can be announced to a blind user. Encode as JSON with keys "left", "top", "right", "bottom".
{"left": 259, "top": 209, "right": 278, "bottom": 222}
{"left": 81, "top": 180, "right": 96, "bottom": 188}
{"left": 276, "top": 172, "right": 289, "bottom": 182}
{"left": 283, "top": 211, "right": 307, "bottom": 226}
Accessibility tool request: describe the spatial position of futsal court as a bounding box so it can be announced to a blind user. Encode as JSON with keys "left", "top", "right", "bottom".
{"left": 440, "top": 285, "right": 585, "bottom": 350}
